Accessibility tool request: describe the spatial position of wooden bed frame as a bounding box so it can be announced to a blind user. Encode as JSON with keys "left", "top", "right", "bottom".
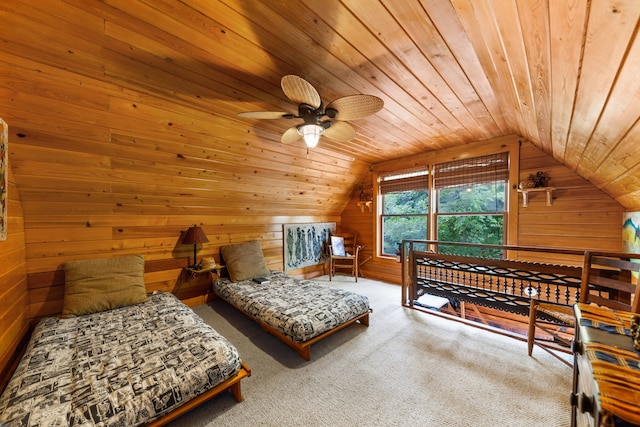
{"left": 146, "top": 361, "right": 251, "bottom": 426}
{"left": 260, "top": 312, "right": 369, "bottom": 361}
{"left": 215, "top": 293, "right": 370, "bottom": 361}
{"left": 0, "top": 317, "right": 252, "bottom": 427}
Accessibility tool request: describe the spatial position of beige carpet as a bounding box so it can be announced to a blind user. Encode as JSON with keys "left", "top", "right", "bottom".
{"left": 169, "top": 275, "right": 572, "bottom": 427}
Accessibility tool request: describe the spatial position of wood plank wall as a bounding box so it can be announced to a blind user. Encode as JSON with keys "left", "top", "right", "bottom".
{"left": 0, "top": 164, "right": 29, "bottom": 380}
{"left": 339, "top": 171, "right": 399, "bottom": 283}
{"left": 1, "top": 1, "right": 370, "bottom": 320}
{"left": 1, "top": 55, "right": 363, "bottom": 320}
{"left": 345, "top": 139, "right": 625, "bottom": 284}
{"left": 24, "top": 214, "right": 342, "bottom": 319}
{"left": 516, "top": 140, "right": 625, "bottom": 264}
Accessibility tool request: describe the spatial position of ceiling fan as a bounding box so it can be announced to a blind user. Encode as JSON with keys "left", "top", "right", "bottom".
{"left": 238, "top": 75, "right": 384, "bottom": 149}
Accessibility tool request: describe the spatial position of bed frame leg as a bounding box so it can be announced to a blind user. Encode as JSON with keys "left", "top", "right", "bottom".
{"left": 359, "top": 313, "right": 370, "bottom": 326}
{"left": 298, "top": 346, "right": 311, "bottom": 361}
{"left": 230, "top": 382, "right": 244, "bottom": 402}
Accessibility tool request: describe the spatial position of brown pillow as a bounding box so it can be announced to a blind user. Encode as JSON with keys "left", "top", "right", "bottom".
{"left": 221, "top": 240, "right": 270, "bottom": 282}
{"left": 62, "top": 254, "right": 148, "bottom": 317}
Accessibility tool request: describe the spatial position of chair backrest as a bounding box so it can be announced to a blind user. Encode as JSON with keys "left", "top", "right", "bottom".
{"left": 580, "top": 251, "right": 640, "bottom": 313}
{"left": 330, "top": 232, "right": 358, "bottom": 256}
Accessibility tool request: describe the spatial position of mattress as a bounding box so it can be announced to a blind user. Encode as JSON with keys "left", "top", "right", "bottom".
{"left": 0, "top": 292, "right": 242, "bottom": 427}
{"left": 214, "top": 271, "right": 370, "bottom": 342}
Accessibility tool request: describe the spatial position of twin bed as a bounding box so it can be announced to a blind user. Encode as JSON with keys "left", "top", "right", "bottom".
{"left": 214, "top": 270, "right": 370, "bottom": 361}
{"left": 0, "top": 292, "right": 250, "bottom": 426}
{"left": 217, "top": 239, "right": 370, "bottom": 361}
{"left": 0, "top": 255, "right": 251, "bottom": 427}
{"left": 0, "top": 240, "right": 370, "bottom": 425}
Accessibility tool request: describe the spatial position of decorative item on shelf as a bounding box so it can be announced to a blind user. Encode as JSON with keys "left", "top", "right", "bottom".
{"left": 518, "top": 180, "right": 535, "bottom": 190}
{"left": 201, "top": 256, "right": 225, "bottom": 276}
{"left": 356, "top": 183, "right": 373, "bottom": 213}
{"left": 201, "top": 256, "right": 216, "bottom": 270}
{"left": 518, "top": 171, "right": 555, "bottom": 207}
{"left": 529, "top": 171, "right": 549, "bottom": 188}
{"left": 519, "top": 171, "right": 550, "bottom": 190}
{"left": 184, "top": 260, "right": 225, "bottom": 280}
{"left": 183, "top": 224, "right": 209, "bottom": 269}
{"left": 395, "top": 242, "right": 402, "bottom": 263}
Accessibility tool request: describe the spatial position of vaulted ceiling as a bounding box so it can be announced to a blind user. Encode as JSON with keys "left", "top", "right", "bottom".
{"left": 2, "top": 0, "right": 640, "bottom": 213}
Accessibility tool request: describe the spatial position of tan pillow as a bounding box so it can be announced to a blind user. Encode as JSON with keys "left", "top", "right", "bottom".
{"left": 62, "top": 254, "right": 148, "bottom": 317}
{"left": 221, "top": 240, "right": 270, "bottom": 282}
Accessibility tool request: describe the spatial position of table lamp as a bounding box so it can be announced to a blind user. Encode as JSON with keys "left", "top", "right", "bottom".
{"left": 183, "top": 224, "right": 209, "bottom": 269}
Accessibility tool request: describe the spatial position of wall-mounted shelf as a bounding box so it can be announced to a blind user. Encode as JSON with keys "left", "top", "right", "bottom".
{"left": 517, "top": 187, "right": 556, "bottom": 207}
{"left": 184, "top": 265, "right": 225, "bottom": 279}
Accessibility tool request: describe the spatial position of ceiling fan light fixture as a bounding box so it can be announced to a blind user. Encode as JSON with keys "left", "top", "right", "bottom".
{"left": 238, "top": 75, "right": 383, "bottom": 148}
{"left": 298, "top": 124, "right": 324, "bottom": 148}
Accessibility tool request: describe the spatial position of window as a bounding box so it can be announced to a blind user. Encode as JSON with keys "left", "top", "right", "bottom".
{"left": 376, "top": 152, "right": 511, "bottom": 258}
{"left": 379, "top": 168, "right": 429, "bottom": 256}
{"left": 434, "top": 153, "right": 508, "bottom": 257}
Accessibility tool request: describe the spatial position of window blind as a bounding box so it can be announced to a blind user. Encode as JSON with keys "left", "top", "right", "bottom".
{"left": 433, "top": 152, "right": 509, "bottom": 190}
{"left": 379, "top": 167, "right": 429, "bottom": 195}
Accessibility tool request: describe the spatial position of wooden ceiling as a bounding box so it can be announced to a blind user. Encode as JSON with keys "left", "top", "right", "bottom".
{"left": 2, "top": 0, "right": 640, "bottom": 213}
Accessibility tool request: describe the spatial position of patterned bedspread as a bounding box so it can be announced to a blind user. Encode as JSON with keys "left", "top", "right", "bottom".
{"left": 214, "top": 271, "right": 370, "bottom": 342}
{"left": 0, "top": 292, "right": 242, "bottom": 427}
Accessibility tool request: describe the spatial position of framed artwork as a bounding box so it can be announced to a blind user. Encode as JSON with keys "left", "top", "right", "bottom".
{"left": 0, "top": 118, "right": 7, "bottom": 241}
{"left": 623, "top": 212, "right": 640, "bottom": 279}
{"left": 330, "top": 236, "right": 346, "bottom": 256}
{"left": 623, "top": 212, "right": 640, "bottom": 254}
{"left": 283, "top": 222, "right": 336, "bottom": 271}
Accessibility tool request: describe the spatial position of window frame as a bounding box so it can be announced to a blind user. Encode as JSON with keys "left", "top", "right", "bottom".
{"left": 373, "top": 143, "right": 519, "bottom": 260}
{"left": 378, "top": 168, "right": 430, "bottom": 257}
{"left": 433, "top": 154, "right": 509, "bottom": 256}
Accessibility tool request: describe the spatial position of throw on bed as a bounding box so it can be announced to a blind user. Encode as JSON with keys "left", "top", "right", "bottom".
{"left": 0, "top": 292, "right": 242, "bottom": 427}
{"left": 214, "top": 271, "right": 370, "bottom": 342}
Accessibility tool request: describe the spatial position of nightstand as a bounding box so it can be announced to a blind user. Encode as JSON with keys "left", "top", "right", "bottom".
{"left": 179, "top": 265, "right": 225, "bottom": 303}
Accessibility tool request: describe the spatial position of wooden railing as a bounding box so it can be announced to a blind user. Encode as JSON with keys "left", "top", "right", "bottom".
{"left": 402, "top": 241, "right": 584, "bottom": 323}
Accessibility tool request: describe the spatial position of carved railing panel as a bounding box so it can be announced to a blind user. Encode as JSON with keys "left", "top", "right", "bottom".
{"left": 411, "top": 251, "right": 582, "bottom": 321}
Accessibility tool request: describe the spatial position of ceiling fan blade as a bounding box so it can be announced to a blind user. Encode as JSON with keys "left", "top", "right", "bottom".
{"left": 237, "top": 111, "right": 290, "bottom": 119}
{"left": 281, "top": 75, "right": 321, "bottom": 109}
{"left": 326, "top": 95, "right": 384, "bottom": 121}
{"left": 281, "top": 126, "right": 301, "bottom": 144}
{"left": 323, "top": 121, "right": 356, "bottom": 142}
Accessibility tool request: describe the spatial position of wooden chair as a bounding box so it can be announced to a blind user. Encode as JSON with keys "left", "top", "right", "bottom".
{"left": 528, "top": 250, "right": 640, "bottom": 365}
{"left": 580, "top": 251, "right": 640, "bottom": 312}
{"left": 329, "top": 232, "right": 362, "bottom": 282}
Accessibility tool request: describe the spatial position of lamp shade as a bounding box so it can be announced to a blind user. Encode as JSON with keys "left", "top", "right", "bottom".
{"left": 183, "top": 225, "right": 209, "bottom": 268}
{"left": 183, "top": 225, "right": 209, "bottom": 245}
